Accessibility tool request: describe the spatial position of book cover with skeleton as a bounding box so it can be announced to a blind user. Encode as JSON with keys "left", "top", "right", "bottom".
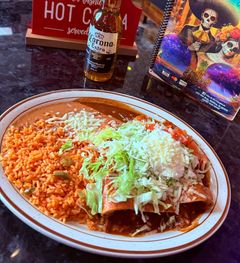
{"left": 150, "top": 0, "right": 240, "bottom": 120}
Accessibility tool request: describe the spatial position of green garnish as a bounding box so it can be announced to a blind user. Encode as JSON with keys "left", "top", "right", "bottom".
{"left": 24, "top": 188, "right": 35, "bottom": 195}
{"left": 78, "top": 189, "right": 86, "bottom": 201}
{"left": 166, "top": 178, "right": 176, "bottom": 187}
{"left": 53, "top": 171, "right": 70, "bottom": 180}
{"left": 61, "top": 158, "right": 73, "bottom": 167}
{"left": 59, "top": 140, "right": 73, "bottom": 155}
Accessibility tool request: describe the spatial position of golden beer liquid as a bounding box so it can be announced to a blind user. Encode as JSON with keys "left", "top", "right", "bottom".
{"left": 84, "top": 0, "right": 122, "bottom": 82}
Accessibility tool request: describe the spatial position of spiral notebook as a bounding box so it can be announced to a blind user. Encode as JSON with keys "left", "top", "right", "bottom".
{"left": 149, "top": 0, "right": 240, "bottom": 120}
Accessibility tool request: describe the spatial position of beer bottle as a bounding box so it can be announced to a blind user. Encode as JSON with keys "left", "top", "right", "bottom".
{"left": 84, "top": 0, "right": 122, "bottom": 82}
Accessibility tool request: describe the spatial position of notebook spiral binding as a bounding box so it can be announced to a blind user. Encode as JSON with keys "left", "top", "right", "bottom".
{"left": 149, "top": 0, "right": 176, "bottom": 69}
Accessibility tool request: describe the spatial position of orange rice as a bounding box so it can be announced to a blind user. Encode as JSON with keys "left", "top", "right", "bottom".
{"left": 1, "top": 119, "right": 89, "bottom": 223}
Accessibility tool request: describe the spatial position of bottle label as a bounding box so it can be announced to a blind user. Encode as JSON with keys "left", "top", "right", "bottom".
{"left": 87, "top": 25, "right": 118, "bottom": 55}
{"left": 85, "top": 47, "right": 115, "bottom": 73}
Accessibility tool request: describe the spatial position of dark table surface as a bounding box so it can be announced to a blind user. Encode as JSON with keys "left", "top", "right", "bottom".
{"left": 0, "top": 1, "right": 240, "bottom": 263}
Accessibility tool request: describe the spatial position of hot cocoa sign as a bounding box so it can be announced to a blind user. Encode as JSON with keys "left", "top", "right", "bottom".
{"left": 31, "top": 0, "right": 142, "bottom": 46}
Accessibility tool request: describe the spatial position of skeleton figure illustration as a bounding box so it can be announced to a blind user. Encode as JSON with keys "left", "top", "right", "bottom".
{"left": 179, "top": 0, "right": 239, "bottom": 70}
{"left": 197, "top": 26, "right": 240, "bottom": 69}
{"left": 206, "top": 31, "right": 240, "bottom": 65}
{"left": 179, "top": 8, "right": 217, "bottom": 53}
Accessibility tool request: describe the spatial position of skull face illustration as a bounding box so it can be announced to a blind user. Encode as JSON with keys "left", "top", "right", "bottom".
{"left": 201, "top": 9, "right": 218, "bottom": 29}
{"left": 222, "top": 40, "right": 239, "bottom": 57}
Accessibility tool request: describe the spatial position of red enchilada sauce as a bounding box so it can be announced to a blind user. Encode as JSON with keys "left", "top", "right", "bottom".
{"left": 88, "top": 202, "right": 211, "bottom": 236}
{"left": 13, "top": 97, "right": 139, "bottom": 127}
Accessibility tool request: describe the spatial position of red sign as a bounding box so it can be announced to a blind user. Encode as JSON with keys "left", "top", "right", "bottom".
{"left": 31, "top": 0, "right": 142, "bottom": 46}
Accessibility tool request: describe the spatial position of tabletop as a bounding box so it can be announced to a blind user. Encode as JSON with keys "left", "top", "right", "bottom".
{"left": 0, "top": 1, "right": 240, "bottom": 263}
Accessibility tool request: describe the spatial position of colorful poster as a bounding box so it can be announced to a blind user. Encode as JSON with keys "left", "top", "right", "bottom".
{"left": 151, "top": 0, "right": 240, "bottom": 120}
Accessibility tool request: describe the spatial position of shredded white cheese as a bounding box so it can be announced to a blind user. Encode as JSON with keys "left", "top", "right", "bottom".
{"left": 144, "top": 129, "right": 186, "bottom": 179}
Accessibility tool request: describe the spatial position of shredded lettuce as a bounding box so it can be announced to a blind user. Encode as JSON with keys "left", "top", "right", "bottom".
{"left": 60, "top": 116, "right": 198, "bottom": 216}
{"left": 59, "top": 140, "right": 73, "bottom": 155}
{"left": 113, "top": 156, "right": 136, "bottom": 197}
{"left": 80, "top": 156, "right": 109, "bottom": 214}
{"left": 86, "top": 184, "right": 98, "bottom": 215}
{"left": 93, "top": 127, "right": 121, "bottom": 146}
{"left": 80, "top": 157, "right": 91, "bottom": 179}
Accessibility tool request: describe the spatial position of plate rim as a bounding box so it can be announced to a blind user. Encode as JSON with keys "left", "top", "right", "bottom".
{"left": 0, "top": 89, "right": 231, "bottom": 258}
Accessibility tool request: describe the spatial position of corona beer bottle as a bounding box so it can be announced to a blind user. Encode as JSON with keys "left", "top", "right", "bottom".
{"left": 84, "top": 0, "right": 122, "bottom": 82}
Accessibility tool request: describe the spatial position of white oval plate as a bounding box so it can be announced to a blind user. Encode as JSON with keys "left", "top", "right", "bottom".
{"left": 0, "top": 89, "right": 230, "bottom": 258}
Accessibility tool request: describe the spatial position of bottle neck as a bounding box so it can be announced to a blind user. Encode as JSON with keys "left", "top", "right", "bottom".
{"left": 102, "top": 0, "right": 121, "bottom": 13}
